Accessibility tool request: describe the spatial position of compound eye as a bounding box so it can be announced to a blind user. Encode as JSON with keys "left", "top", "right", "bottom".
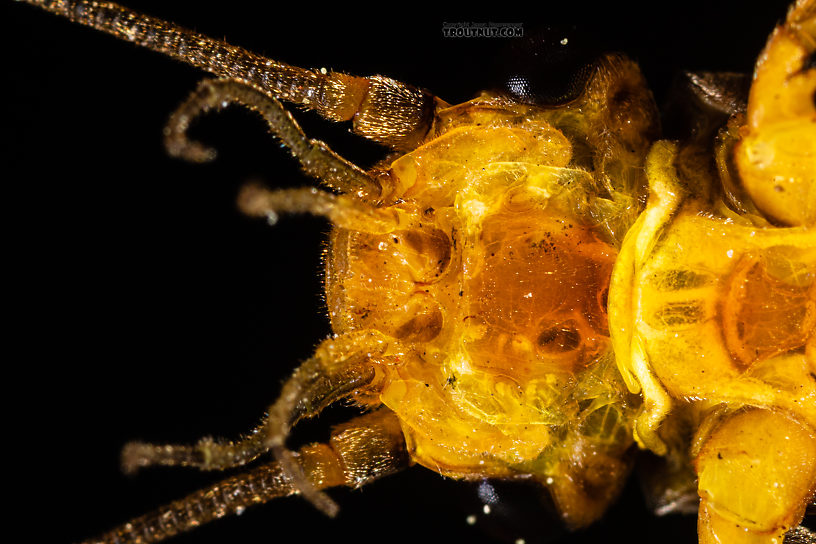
{"left": 490, "top": 27, "right": 600, "bottom": 105}
{"left": 536, "top": 321, "right": 582, "bottom": 354}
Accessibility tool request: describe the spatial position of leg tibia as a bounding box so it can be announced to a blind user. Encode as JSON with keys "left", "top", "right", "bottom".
{"left": 695, "top": 409, "right": 816, "bottom": 543}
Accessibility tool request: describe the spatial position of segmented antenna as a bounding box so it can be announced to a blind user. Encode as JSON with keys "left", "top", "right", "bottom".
{"left": 20, "top": 0, "right": 440, "bottom": 149}
{"left": 22, "top": 1, "right": 359, "bottom": 114}
{"left": 81, "top": 460, "right": 295, "bottom": 544}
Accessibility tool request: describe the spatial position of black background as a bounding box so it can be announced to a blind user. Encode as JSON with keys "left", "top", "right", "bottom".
{"left": 7, "top": 1, "right": 801, "bottom": 543}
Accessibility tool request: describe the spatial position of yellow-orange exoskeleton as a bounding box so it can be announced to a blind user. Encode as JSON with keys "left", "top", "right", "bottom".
{"left": 14, "top": 1, "right": 815, "bottom": 543}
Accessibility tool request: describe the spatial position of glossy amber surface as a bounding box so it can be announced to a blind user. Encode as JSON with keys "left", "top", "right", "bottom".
{"left": 326, "top": 56, "right": 657, "bottom": 526}
{"left": 735, "top": 0, "right": 816, "bottom": 226}
{"left": 16, "top": 0, "right": 816, "bottom": 542}
{"left": 608, "top": 3, "right": 816, "bottom": 540}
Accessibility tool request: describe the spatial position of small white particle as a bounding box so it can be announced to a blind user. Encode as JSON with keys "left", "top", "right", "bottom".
{"left": 726, "top": 249, "right": 734, "bottom": 258}
{"left": 545, "top": 477, "right": 554, "bottom": 485}
{"left": 234, "top": 506, "right": 246, "bottom": 516}
{"left": 560, "top": 38, "right": 568, "bottom": 45}
{"left": 515, "top": 539, "right": 526, "bottom": 544}
{"left": 523, "top": 292, "right": 533, "bottom": 298}
{"left": 320, "top": 67, "right": 328, "bottom": 74}
{"left": 466, "top": 515, "right": 477, "bottom": 525}
{"left": 483, "top": 504, "right": 491, "bottom": 515}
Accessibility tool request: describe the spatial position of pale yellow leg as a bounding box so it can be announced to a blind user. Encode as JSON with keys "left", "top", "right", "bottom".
{"left": 734, "top": 0, "right": 816, "bottom": 226}
{"left": 695, "top": 408, "right": 816, "bottom": 544}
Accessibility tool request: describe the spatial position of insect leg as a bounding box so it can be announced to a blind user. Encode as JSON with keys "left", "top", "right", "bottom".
{"left": 734, "top": 0, "right": 816, "bottom": 226}
{"left": 83, "top": 409, "right": 408, "bottom": 544}
{"left": 164, "top": 78, "right": 383, "bottom": 199}
{"left": 20, "top": 0, "right": 443, "bottom": 150}
{"left": 694, "top": 408, "right": 816, "bottom": 544}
